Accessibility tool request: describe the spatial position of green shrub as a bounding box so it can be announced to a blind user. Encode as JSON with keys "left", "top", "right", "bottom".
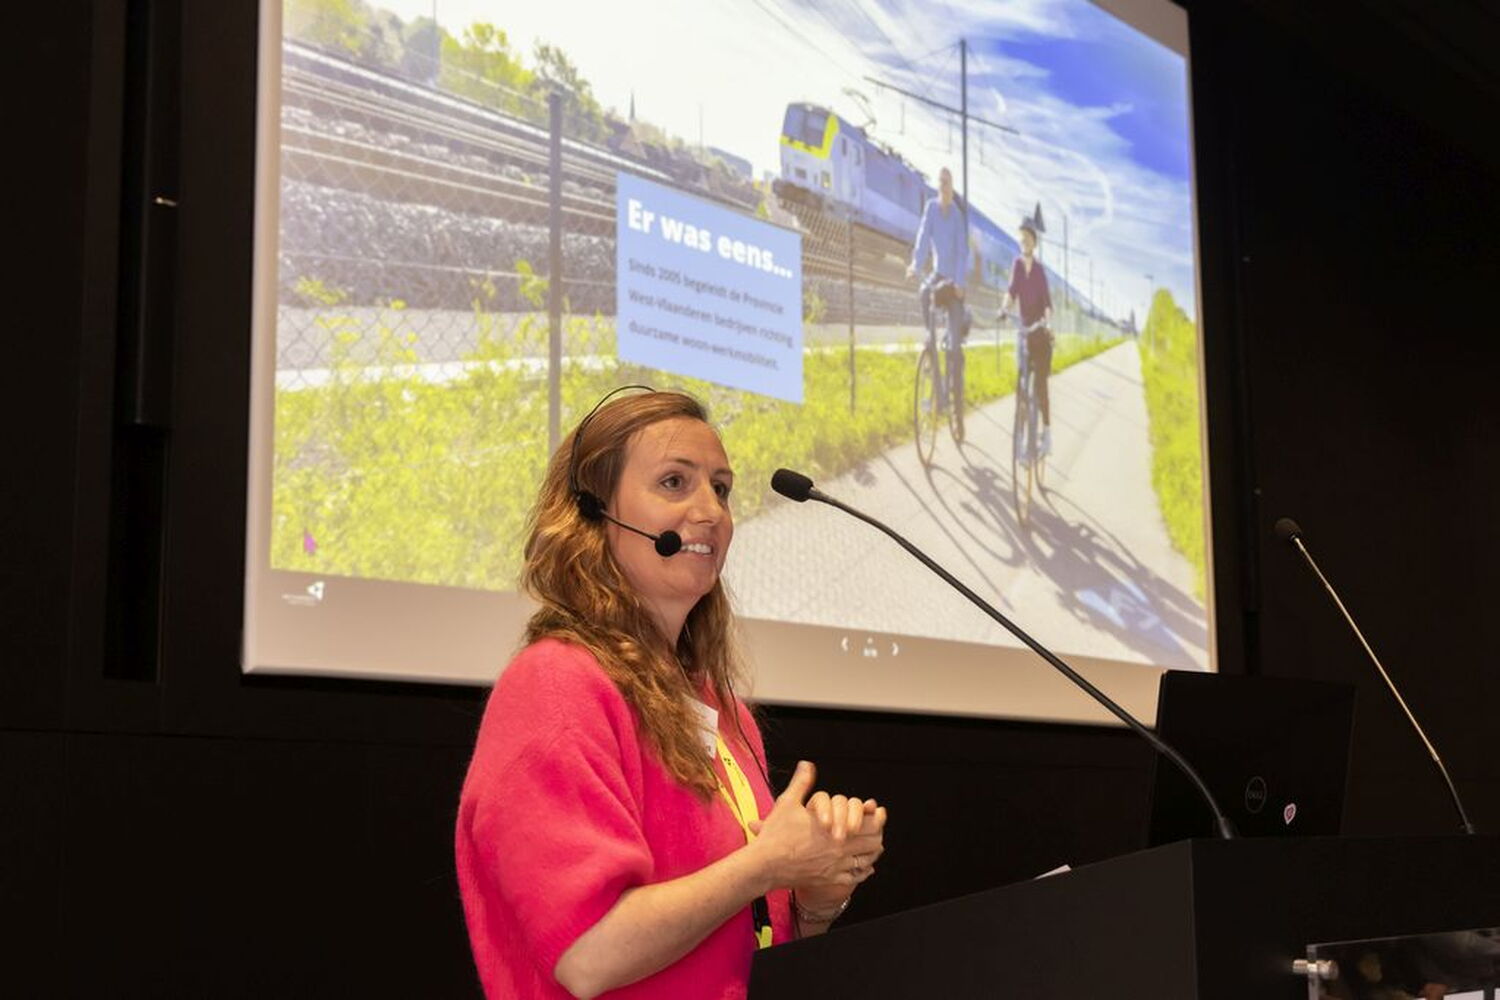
{"left": 1138, "top": 290, "right": 1207, "bottom": 599}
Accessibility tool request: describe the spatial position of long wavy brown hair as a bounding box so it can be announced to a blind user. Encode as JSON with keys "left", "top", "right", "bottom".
{"left": 520, "top": 389, "right": 750, "bottom": 798}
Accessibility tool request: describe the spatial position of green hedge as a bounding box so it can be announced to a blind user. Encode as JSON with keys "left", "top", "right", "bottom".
{"left": 1138, "top": 290, "right": 1207, "bottom": 600}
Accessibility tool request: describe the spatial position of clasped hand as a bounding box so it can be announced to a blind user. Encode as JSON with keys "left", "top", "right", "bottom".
{"left": 747, "top": 760, "right": 886, "bottom": 900}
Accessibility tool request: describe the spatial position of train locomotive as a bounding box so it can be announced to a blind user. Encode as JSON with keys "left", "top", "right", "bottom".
{"left": 775, "top": 101, "right": 1048, "bottom": 295}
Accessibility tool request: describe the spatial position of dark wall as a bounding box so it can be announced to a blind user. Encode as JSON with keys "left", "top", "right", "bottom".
{"left": 1189, "top": 1, "right": 1500, "bottom": 836}
{"left": 5, "top": 1, "right": 1499, "bottom": 996}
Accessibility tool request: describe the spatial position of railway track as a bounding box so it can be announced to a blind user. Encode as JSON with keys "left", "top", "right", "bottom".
{"left": 279, "top": 41, "right": 928, "bottom": 291}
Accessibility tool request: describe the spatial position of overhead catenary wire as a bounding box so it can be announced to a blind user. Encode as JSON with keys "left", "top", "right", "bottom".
{"left": 746, "top": 0, "right": 872, "bottom": 85}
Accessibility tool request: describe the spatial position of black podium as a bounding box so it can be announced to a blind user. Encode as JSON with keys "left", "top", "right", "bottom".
{"left": 751, "top": 836, "right": 1500, "bottom": 999}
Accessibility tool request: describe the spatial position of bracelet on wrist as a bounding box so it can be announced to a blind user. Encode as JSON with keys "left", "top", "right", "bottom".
{"left": 792, "top": 892, "right": 850, "bottom": 925}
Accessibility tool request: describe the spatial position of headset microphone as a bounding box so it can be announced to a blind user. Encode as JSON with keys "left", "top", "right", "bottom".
{"left": 569, "top": 384, "right": 683, "bottom": 558}
{"left": 596, "top": 514, "right": 682, "bottom": 557}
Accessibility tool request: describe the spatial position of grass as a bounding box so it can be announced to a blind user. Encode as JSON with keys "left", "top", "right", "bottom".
{"left": 272, "top": 300, "right": 1121, "bottom": 590}
{"left": 1137, "top": 289, "right": 1208, "bottom": 600}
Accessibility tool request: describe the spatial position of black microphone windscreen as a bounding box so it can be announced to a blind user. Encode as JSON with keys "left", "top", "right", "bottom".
{"left": 1274, "top": 517, "right": 1303, "bottom": 542}
{"left": 771, "top": 468, "right": 814, "bottom": 502}
{"left": 654, "top": 530, "right": 682, "bottom": 557}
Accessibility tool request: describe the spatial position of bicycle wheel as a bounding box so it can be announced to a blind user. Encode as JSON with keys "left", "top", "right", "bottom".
{"left": 1012, "top": 387, "right": 1032, "bottom": 524}
{"left": 914, "top": 345, "right": 940, "bottom": 467}
{"left": 947, "top": 346, "right": 965, "bottom": 444}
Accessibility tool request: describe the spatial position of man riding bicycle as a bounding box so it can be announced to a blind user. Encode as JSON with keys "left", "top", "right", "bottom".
{"left": 907, "top": 167, "right": 969, "bottom": 410}
{"left": 1002, "top": 213, "right": 1053, "bottom": 457}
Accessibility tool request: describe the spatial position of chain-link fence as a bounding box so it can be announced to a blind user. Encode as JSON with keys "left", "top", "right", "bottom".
{"left": 275, "top": 35, "right": 830, "bottom": 587}
{"left": 275, "top": 37, "right": 1029, "bottom": 407}
{"left": 269, "top": 29, "right": 1125, "bottom": 591}
{"left": 278, "top": 40, "right": 617, "bottom": 374}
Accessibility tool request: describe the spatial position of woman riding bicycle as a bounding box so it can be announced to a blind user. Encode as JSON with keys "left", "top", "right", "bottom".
{"left": 1002, "top": 214, "right": 1053, "bottom": 457}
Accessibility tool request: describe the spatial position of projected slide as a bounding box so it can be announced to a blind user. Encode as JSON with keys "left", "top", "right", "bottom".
{"left": 250, "top": 0, "right": 1209, "bottom": 699}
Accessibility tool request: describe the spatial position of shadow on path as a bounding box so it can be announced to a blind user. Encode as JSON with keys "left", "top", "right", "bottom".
{"left": 909, "top": 425, "right": 1208, "bottom": 666}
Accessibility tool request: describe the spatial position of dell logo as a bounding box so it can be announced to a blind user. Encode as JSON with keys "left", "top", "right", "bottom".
{"left": 1244, "top": 775, "right": 1268, "bottom": 813}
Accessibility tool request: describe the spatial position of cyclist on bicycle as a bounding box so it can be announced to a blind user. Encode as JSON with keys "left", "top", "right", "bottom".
{"left": 907, "top": 167, "right": 969, "bottom": 410}
{"left": 1002, "top": 214, "right": 1053, "bottom": 456}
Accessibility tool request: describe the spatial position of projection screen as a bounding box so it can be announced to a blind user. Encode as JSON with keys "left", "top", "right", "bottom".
{"left": 245, "top": 0, "right": 1213, "bottom": 724}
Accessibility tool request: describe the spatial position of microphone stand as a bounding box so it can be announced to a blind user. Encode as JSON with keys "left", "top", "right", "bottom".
{"left": 783, "top": 474, "right": 1237, "bottom": 840}
{"left": 1281, "top": 524, "right": 1476, "bottom": 834}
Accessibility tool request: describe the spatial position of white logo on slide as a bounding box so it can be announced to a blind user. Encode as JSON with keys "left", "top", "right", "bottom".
{"left": 1283, "top": 802, "right": 1297, "bottom": 826}
{"left": 281, "top": 580, "right": 327, "bottom": 607}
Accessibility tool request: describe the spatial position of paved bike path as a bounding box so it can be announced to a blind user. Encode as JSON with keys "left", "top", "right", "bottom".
{"left": 725, "top": 340, "right": 1210, "bottom": 671}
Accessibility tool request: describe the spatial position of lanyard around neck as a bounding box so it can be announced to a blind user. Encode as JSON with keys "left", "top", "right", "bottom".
{"left": 713, "top": 733, "right": 773, "bottom": 949}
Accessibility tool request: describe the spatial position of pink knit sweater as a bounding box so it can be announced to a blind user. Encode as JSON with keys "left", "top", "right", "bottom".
{"left": 456, "top": 639, "right": 793, "bottom": 999}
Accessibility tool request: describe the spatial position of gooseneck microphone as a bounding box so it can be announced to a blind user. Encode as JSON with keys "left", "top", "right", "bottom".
{"left": 568, "top": 384, "right": 682, "bottom": 558}
{"left": 771, "top": 469, "right": 1237, "bottom": 840}
{"left": 1275, "top": 517, "right": 1475, "bottom": 834}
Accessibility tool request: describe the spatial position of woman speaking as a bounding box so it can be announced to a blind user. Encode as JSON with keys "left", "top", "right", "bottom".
{"left": 456, "top": 388, "right": 887, "bottom": 999}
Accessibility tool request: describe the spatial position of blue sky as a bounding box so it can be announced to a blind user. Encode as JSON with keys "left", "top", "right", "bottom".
{"left": 796, "top": 0, "right": 1199, "bottom": 318}
{"left": 980, "top": 12, "right": 1191, "bottom": 181}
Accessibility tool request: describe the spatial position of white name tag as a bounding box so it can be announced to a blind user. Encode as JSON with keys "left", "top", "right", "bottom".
{"left": 690, "top": 699, "right": 719, "bottom": 757}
